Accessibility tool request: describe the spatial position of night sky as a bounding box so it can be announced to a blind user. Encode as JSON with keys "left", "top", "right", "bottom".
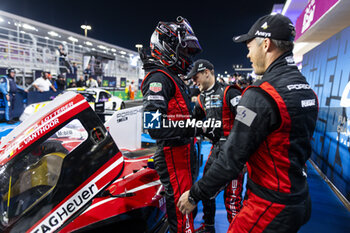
{"left": 0, "top": 0, "right": 286, "bottom": 74}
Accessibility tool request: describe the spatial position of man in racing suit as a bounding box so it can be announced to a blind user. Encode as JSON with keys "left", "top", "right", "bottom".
{"left": 178, "top": 14, "right": 318, "bottom": 232}
{"left": 141, "top": 17, "right": 202, "bottom": 233}
{"left": 189, "top": 59, "right": 243, "bottom": 232}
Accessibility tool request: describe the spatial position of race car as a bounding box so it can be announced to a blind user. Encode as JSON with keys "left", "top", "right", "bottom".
{"left": 66, "top": 88, "right": 125, "bottom": 111}
{"left": 20, "top": 88, "right": 125, "bottom": 121}
{"left": 0, "top": 92, "right": 201, "bottom": 233}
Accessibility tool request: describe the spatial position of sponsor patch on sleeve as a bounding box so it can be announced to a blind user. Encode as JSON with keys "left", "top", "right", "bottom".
{"left": 147, "top": 95, "right": 165, "bottom": 101}
{"left": 230, "top": 96, "right": 241, "bottom": 107}
{"left": 301, "top": 99, "right": 315, "bottom": 107}
{"left": 149, "top": 82, "right": 162, "bottom": 93}
{"left": 235, "top": 106, "right": 257, "bottom": 127}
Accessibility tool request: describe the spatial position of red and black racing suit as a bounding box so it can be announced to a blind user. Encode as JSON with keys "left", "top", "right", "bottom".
{"left": 189, "top": 51, "right": 319, "bottom": 232}
{"left": 193, "top": 81, "right": 244, "bottom": 225}
{"left": 141, "top": 65, "right": 196, "bottom": 233}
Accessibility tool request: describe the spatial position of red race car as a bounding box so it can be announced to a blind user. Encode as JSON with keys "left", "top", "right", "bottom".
{"left": 0, "top": 92, "right": 201, "bottom": 233}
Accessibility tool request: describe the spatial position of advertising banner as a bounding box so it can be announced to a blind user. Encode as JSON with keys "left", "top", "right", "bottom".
{"left": 302, "top": 25, "right": 350, "bottom": 201}
{"left": 102, "top": 76, "right": 117, "bottom": 87}
{"left": 295, "top": 0, "right": 339, "bottom": 40}
{"left": 120, "top": 77, "right": 126, "bottom": 88}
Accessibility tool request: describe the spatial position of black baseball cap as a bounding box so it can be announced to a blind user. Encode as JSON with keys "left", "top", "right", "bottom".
{"left": 7, "top": 68, "right": 15, "bottom": 74}
{"left": 233, "top": 14, "right": 296, "bottom": 43}
{"left": 187, "top": 59, "right": 214, "bottom": 80}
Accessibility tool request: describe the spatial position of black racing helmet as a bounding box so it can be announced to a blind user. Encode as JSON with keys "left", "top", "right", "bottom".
{"left": 150, "top": 16, "right": 202, "bottom": 75}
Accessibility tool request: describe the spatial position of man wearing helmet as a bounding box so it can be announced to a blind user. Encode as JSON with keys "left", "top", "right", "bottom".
{"left": 141, "top": 16, "right": 202, "bottom": 233}
{"left": 0, "top": 68, "right": 18, "bottom": 124}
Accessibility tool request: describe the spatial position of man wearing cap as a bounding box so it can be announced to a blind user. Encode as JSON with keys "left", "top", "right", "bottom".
{"left": 178, "top": 14, "right": 318, "bottom": 232}
{"left": 0, "top": 68, "right": 18, "bottom": 124}
{"left": 189, "top": 59, "right": 243, "bottom": 233}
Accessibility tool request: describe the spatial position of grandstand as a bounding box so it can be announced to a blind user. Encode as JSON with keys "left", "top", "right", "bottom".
{"left": 0, "top": 10, "right": 144, "bottom": 88}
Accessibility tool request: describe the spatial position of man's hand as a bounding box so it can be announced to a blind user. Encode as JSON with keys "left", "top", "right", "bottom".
{"left": 6, "top": 94, "right": 9, "bottom": 101}
{"left": 177, "top": 190, "right": 197, "bottom": 215}
{"left": 203, "top": 125, "right": 221, "bottom": 142}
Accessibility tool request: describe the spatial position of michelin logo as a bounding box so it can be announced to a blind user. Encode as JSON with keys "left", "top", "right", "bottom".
{"left": 144, "top": 110, "right": 161, "bottom": 129}
{"left": 31, "top": 184, "right": 98, "bottom": 233}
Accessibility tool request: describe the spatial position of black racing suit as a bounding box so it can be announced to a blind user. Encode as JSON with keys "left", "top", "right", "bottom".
{"left": 193, "top": 81, "right": 244, "bottom": 225}
{"left": 141, "top": 63, "right": 196, "bottom": 233}
{"left": 190, "top": 51, "right": 319, "bottom": 232}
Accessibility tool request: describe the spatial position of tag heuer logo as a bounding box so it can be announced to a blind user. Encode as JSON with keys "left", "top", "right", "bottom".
{"left": 149, "top": 82, "right": 162, "bottom": 93}
{"left": 261, "top": 22, "right": 269, "bottom": 30}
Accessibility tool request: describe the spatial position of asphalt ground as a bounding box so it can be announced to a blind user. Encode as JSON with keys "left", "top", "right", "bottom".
{"left": 125, "top": 99, "right": 143, "bottom": 108}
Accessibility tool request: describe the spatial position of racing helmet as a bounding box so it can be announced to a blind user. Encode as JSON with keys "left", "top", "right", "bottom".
{"left": 150, "top": 16, "right": 202, "bottom": 75}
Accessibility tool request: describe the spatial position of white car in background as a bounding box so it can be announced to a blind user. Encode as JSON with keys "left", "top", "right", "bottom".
{"left": 20, "top": 88, "right": 125, "bottom": 121}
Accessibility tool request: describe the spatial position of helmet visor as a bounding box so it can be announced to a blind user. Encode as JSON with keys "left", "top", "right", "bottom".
{"left": 183, "top": 37, "right": 202, "bottom": 55}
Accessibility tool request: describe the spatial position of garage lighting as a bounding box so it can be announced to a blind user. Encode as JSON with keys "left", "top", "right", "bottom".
{"left": 119, "top": 51, "right": 127, "bottom": 55}
{"left": 45, "top": 36, "right": 49, "bottom": 40}
{"left": 79, "top": 44, "right": 83, "bottom": 48}
{"left": 48, "top": 31, "right": 59, "bottom": 37}
{"left": 0, "top": 17, "right": 4, "bottom": 23}
{"left": 22, "top": 23, "right": 38, "bottom": 31}
{"left": 85, "top": 41, "right": 93, "bottom": 46}
{"left": 111, "top": 48, "right": 116, "bottom": 52}
{"left": 92, "top": 48, "right": 95, "bottom": 51}
{"left": 68, "top": 36, "right": 78, "bottom": 43}
{"left": 98, "top": 45, "right": 107, "bottom": 50}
